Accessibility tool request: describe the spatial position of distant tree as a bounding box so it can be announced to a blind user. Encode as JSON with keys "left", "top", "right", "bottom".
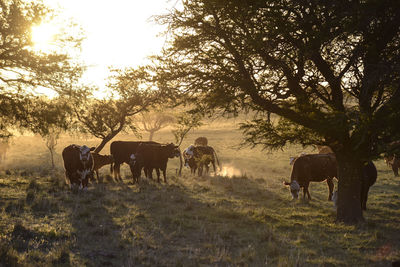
{"left": 43, "top": 127, "right": 61, "bottom": 169}
{"left": 155, "top": 0, "right": 400, "bottom": 223}
{"left": 30, "top": 97, "right": 72, "bottom": 168}
{"left": 0, "top": 0, "right": 83, "bottom": 137}
{"left": 172, "top": 113, "right": 203, "bottom": 147}
{"left": 139, "top": 111, "right": 175, "bottom": 141}
{"left": 72, "top": 67, "right": 161, "bottom": 153}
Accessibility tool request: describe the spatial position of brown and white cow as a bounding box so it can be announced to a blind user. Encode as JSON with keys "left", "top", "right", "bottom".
{"left": 284, "top": 153, "right": 337, "bottom": 200}
{"left": 62, "top": 144, "right": 95, "bottom": 190}
{"left": 183, "top": 144, "right": 221, "bottom": 176}
{"left": 91, "top": 153, "right": 113, "bottom": 183}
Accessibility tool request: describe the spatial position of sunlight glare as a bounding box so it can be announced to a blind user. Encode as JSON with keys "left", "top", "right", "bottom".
{"left": 31, "top": 23, "right": 59, "bottom": 52}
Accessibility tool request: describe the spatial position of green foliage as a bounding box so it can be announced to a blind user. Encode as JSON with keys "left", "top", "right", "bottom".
{"left": 240, "top": 117, "right": 322, "bottom": 151}
{"left": 154, "top": 0, "right": 400, "bottom": 159}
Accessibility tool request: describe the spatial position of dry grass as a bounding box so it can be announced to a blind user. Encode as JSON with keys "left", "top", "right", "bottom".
{"left": 0, "top": 124, "right": 399, "bottom": 266}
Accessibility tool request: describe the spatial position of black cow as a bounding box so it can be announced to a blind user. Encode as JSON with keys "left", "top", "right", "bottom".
{"left": 332, "top": 161, "right": 377, "bottom": 210}
{"left": 130, "top": 143, "right": 181, "bottom": 183}
{"left": 110, "top": 141, "right": 158, "bottom": 182}
{"left": 62, "top": 144, "right": 95, "bottom": 190}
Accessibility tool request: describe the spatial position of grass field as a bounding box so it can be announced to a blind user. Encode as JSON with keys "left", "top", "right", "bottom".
{"left": 0, "top": 123, "right": 399, "bottom": 266}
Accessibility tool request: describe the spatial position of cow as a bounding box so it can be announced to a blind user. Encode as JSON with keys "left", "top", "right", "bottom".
{"left": 130, "top": 143, "right": 181, "bottom": 183}
{"left": 332, "top": 161, "right": 377, "bottom": 210}
{"left": 284, "top": 153, "right": 337, "bottom": 200}
{"left": 184, "top": 145, "right": 221, "bottom": 176}
{"left": 110, "top": 141, "right": 159, "bottom": 182}
{"left": 90, "top": 153, "right": 113, "bottom": 183}
{"left": 194, "top": 136, "right": 208, "bottom": 146}
{"left": 384, "top": 154, "right": 399, "bottom": 176}
{"left": 62, "top": 144, "right": 95, "bottom": 190}
{"left": 183, "top": 145, "right": 197, "bottom": 174}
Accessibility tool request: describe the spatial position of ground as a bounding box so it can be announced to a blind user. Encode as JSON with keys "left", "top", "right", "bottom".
{"left": 0, "top": 124, "right": 399, "bottom": 266}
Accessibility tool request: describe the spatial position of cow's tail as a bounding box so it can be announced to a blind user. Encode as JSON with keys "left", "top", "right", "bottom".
{"left": 212, "top": 147, "right": 221, "bottom": 171}
{"left": 110, "top": 162, "right": 114, "bottom": 175}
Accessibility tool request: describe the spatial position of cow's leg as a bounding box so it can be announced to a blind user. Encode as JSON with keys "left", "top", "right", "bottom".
{"left": 156, "top": 168, "right": 161, "bottom": 183}
{"left": 205, "top": 164, "right": 210, "bottom": 175}
{"left": 361, "top": 185, "right": 370, "bottom": 210}
{"left": 393, "top": 165, "right": 399, "bottom": 176}
{"left": 113, "top": 163, "right": 120, "bottom": 182}
{"left": 327, "top": 178, "right": 334, "bottom": 200}
{"left": 198, "top": 164, "right": 203, "bottom": 176}
{"left": 303, "top": 183, "right": 311, "bottom": 200}
{"left": 148, "top": 168, "right": 153, "bottom": 180}
{"left": 162, "top": 168, "right": 167, "bottom": 183}
{"left": 211, "top": 160, "right": 216, "bottom": 173}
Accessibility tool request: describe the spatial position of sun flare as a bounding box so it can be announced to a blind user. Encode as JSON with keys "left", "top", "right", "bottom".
{"left": 31, "top": 23, "right": 58, "bottom": 52}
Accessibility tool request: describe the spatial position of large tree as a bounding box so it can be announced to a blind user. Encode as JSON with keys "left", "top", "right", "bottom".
{"left": 0, "top": 0, "right": 83, "bottom": 137}
{"left": 154, "top": 0, "right": 400, "bottom": 223}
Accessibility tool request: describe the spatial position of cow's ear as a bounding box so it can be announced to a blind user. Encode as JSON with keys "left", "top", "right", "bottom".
{"left": 90, "top": 147, "right": 96, "bottom": 151}
{"left": 283, "top": 181, "right": 291, "bottom": 186}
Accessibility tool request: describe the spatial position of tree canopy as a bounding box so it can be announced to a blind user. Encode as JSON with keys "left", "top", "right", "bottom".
{"left": 0, "top": 0, "right": 83, "bottom": 137}
{"left": 72, "top": 67, "right": 162, "bottom": 153}
{"left": 154, "top": 0, "right": 400, "bottom": 223}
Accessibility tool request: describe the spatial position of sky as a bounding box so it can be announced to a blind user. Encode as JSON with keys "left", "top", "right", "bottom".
{"left": 36, "top": 0, "right": 177, "bottom": 95}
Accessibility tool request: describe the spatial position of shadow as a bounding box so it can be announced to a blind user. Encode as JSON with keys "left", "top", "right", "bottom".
{"left": 59, "top": 183, "right": 131, "bottom": 266}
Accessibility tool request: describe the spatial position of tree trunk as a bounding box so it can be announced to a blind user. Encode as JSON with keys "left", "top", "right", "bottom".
{"left": 149, "top": 130, "right": 155, "bottom": 141}
{"left": 336, "top": 157, "right": 364, "bottom": 224}
{"left": 94, "top": 135, "right": 115, "bottom": 154}
{"left": 49, "top": 148, "right": 55, "bottom": 169}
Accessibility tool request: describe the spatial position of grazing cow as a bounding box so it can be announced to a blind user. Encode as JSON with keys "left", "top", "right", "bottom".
{"left": 91, "top": 153, "right": 113, "bottom": 183}
{"left": 332, "top": 161, "right": 377, "bottom": 210}
{"left": 284, "top": 153, "right": 337, "bottom": 200}
{"left": 130, "top": 143, "right": 181, "bottom": 183}
{"left": 192, "top": 145, "right": 220, "bottom": 176}
{"left": 62, "top": 145, "right": 95, "bottom": 190}
{"left": 110, "top": 141, "right": 159, "bottom": 182}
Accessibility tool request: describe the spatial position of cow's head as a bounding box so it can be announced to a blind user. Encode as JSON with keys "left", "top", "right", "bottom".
{"left": 166, "top": 143, "right": 180, "bottom": 158}
{"left": 79, "top": 145, "right": 95, "bottom": 166}
{"left": 184, "top": 145, "right": 195, "bottom": 158}
{"left": 77, "top": 145, "right": 95, "bottom": 187}
{"left": 284, "top": 180, "right": 300, "bottom": 199}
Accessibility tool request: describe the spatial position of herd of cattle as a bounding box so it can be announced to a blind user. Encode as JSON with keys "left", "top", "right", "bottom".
{"left": 61, "top": 139, "right": 397, "bottom": 209}
{"left": 62, "top": 139, "right": 220, "bottom": 189}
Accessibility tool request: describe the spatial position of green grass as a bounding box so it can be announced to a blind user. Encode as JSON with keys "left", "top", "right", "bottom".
{"left": 0, "top": 126, "right": 399, "bottom": 266}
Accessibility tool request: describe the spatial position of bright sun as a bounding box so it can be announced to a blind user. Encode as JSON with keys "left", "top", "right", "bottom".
{"left": 31, "top": 23, "right": 58, "bottom": 52}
